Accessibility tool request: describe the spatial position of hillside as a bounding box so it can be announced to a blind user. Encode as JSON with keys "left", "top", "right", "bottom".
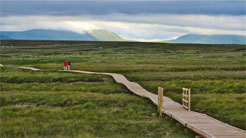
{"left": 0, "top": 29, "right": 97, "bottom": 41}
{"left": 171, "top": 34, "right": 245, "bottom": 44}
{"left": 0, "top": 29, "right": 125, "bottom": 41}
{"left": 89, "top": 30, "right": 125, "bottom": 41}
{"left": 0, "top": 34, "right": 14, "bottom": 40}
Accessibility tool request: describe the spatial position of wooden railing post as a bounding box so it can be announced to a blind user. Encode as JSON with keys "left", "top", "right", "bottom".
{"left": 188, "top": 89, "right": 191, "bottom": 111}
{"left": 158, "top": 87, "right": 164, "bottom": 116}
{"left": 182, "top": 88, "right": 191, "bottom": 111}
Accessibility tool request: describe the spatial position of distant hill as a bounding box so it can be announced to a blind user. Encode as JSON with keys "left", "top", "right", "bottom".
{"left": 171, "top": 34, "right": 245, "bottom": 44}
{"left": 0, "top": 34, "right": 14, "bottom": 40}
{"left": 0, "top": 29, "right": 97, "bottom": 41}
{"left": 154, "top": 40, "right": 170, "bottom": 43}
{"left": 0, "top": 29, "right": 125, "bottom": 41}
{"left": 89, "top": 30, "right": 125, "bottom": 41}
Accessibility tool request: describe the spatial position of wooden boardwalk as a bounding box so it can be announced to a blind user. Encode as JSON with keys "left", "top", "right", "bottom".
{"left": 64, "top": 70, "right": 246, "bottom": 138}
{"left": 1, "top": 64, "right": 245, "bottom": 138}
{"left": 0, "top": 64, "right": 40, "bottom": 71}
{"left": 18, "top": 67, "right": 40, "bottom": 71}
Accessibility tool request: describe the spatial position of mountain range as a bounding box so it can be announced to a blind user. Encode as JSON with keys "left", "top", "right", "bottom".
{"left": 0, "top": 29, "right": 245, "bottom": 44}
{"left": 171, "top": 34, "right": 245, "bottom": 44}
{"left": 88, "top": 30, "right": 125, "bottom": 41}
{"left": 0, "top": 29, "right": 125, "bottom": 41}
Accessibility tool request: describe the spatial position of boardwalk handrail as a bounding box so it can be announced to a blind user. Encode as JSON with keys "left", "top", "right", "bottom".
{"left": 158, "top": 87, "right": 164, "bottom": 116}
{"left": 182, "top": 88, "right": 191, "bottom": 111}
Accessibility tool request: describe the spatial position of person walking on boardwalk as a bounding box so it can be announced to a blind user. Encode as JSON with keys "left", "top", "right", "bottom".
{"left": 64, "top": 61, "right": 67, "bottom": 70}
{"left": 67, "top": 61, "right": 71, "bottom": 70}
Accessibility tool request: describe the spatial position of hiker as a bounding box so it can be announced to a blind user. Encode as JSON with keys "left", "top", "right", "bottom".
{"left": 64, "top": 61, "right": 67, "bottom": 70}
{"left": 67, "top": 61, "right": 71, "bottom": 70}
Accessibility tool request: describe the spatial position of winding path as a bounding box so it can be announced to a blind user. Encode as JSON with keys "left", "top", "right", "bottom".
{"left": 0, "top": 64, "right": 40, "bottom": 71}
{"left": 64, "top": 70, "right": 246, "bottom": 138}
{"left": 18, "top": 67, "right": 40, "bottom": 71}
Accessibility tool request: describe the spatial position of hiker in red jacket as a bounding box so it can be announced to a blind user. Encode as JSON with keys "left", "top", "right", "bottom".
{"left": 64, "top": 61, "right": 67, "bottom": 70}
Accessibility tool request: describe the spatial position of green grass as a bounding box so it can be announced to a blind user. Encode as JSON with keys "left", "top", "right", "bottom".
{"left": 0, "top": 40, "right": 245, "bottom": 137}
{"left": 0, "top": 68, "right": 194, "bottom": 138}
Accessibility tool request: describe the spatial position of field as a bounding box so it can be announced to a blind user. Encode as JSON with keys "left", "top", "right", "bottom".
{"left": 0, "top": 40, "right": 245, "bottom": 137}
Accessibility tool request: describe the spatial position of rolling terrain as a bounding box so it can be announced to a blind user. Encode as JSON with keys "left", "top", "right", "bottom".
{"left": 0, "top": 29, "right": 125, "bottom": 41}
{"left": 1, "top": 29, "right": 245, "bottom": 44}
{"left": 89, "top": 30, "right": 125, "bottom": 41}
{"left": 171, "top": 34, "right": 245, "bottom": 44}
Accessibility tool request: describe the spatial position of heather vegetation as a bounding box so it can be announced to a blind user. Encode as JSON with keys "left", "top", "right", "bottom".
{"left": 0, "top": 40, "right": 245, "bottom": 137}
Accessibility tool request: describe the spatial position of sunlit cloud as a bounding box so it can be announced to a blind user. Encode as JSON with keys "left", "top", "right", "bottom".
{"left": 0, "top": 14, "right": 245, "bottom": 41}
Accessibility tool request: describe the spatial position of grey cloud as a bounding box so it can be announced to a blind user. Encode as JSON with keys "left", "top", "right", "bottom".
{"left": 1, "top": 1, "right": 245, "bottom": 16}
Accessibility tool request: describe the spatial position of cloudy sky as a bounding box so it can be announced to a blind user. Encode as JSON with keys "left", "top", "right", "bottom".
{"left": 0, "top": 0, "right": 245, "bottom": 41}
